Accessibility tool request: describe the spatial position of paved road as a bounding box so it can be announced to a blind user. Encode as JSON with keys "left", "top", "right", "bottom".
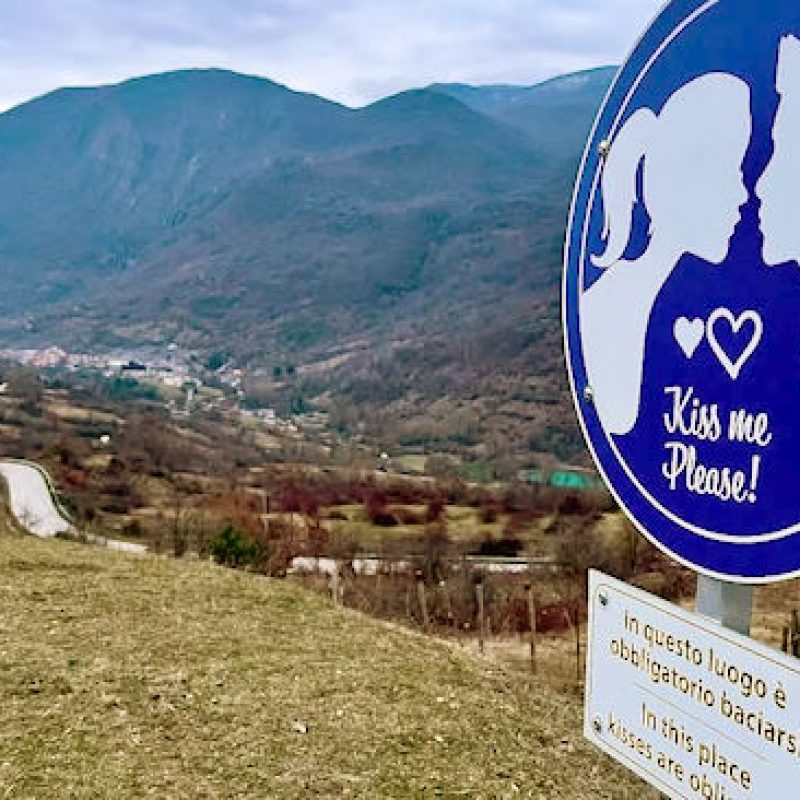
{"left": 0, "top": 460, "right": 146, "bottom": 554}
{"left": 83, "top": 532, "right": 147, "bottom": 555}
{"left": 0, "top": 461, "right": 71, "bottom": 537}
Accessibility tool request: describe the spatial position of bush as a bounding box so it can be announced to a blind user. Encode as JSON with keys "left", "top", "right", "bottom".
{"left": 211, "top": 523, "right": 260, "bottom": 568}
{"left": 502, "top": 513, "right": 532, "bottom": 537}
{"left": 425, "top": 499, "right": 445, "bottom": 523}
{"left": 394, "top": 507, "right": 425, "bottom": 525}
{"left": 100, "top": 499, "right": 130, "bottom": 514}
{"left": 475, "top": 535, "right": 522, "bottom": 558}
{"left": 306, "top": 525, "right": 330, "bottom": 558}
{"left": 479, "top": 505, "right": 499, "bottom": 525}
{"left": 364, "top": 490, "right": 397, "bottom": 526}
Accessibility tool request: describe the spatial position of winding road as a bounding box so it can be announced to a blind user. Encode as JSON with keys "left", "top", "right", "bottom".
{"left": 0, "top": 461, "right": 71, "bottom": 537}
{"left": 0, "top": 460, "right": 146, "bottom": 554}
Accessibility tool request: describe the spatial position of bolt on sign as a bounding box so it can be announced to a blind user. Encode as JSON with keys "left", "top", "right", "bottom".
{"left": 585, "top": 572, "right": 800, "bottom": 799}
{"left": 563, "top": 0, "right": 800, "bottom": 584}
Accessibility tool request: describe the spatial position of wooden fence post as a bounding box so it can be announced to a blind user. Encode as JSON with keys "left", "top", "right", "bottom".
{"left": 526, "top": 583, "right": 537, "bottom": 676}
{"left": 331, "top": 561, "right": 344, "bottom": 606}
{"left": 415, "top": 569, "right": 429, "bottom": 633}
{"left": 440, "top": 577, "right": 455, "bottom": 631}
{"left": 476, "top": 577, "right": 486, "bottom": 655}
{"left": 575, "top": 598, "right": 582, "bottom": 682}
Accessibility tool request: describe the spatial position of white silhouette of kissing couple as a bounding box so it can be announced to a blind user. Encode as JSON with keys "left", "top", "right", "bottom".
{"left": 581, "top": 36, "right": 800, "bottom": 437}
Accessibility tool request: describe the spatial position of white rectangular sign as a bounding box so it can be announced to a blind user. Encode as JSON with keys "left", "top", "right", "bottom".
{"left": 585, "top": 571, "right": 800, "bottom": 798}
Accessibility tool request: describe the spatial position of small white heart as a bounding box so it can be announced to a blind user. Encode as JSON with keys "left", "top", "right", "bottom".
{"left": 674, "top": 317, "right": 705, "bottom": 359}
{"left": 706, "top": 308, "right": 763, "bottom": 381}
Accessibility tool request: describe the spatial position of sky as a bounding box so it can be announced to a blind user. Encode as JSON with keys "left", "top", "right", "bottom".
{"left": 0, "top": 0, "right": 665, "bottom": 111}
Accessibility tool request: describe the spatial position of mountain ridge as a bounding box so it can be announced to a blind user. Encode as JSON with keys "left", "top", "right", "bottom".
{"left": 0, "top": 64, "right": 615, "bottom": 464}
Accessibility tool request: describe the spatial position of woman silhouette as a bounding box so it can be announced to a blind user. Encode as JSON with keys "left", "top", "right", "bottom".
{"left": 581, "top": 73, "right": 751, "bottom": 436}
{"left": 757, "top": 35, "right": 800, "bottom": 266}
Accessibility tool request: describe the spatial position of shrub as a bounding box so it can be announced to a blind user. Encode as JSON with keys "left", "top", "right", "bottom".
{"left": 372, "top": 512, "right": 399, "bottom": 527}
{"left": 475, "top": 535, "right": 522, "bottom": 558}
{"left": 211, "top": 523, "right": 260, "bottom": 568}
{"left": 306, "top": 525, "right": 330, "bottom": 558}
{"left": 502, "top": 513, "right": 531, "bottom": 537}
{"left": 394, "top": 507, "right": 425, "bottom": 525}
{"left": 425, "top": 499, "right": 445, "bottom": 523}
{"left": 100, "top": 499, "right": 130, "bottom": 515}
{"left": 479, "top": 505, "right": 499, "bottom": 525}
{"left": 419, "top": 522, "right": 450, "bottom": 582}
{"left": 364, "top": 489, "right": 397, "bottom": 526}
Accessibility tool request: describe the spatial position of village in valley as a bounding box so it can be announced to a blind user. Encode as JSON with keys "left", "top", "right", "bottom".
{"left": 0, "top": 342, "right": 300, "bottom": 425}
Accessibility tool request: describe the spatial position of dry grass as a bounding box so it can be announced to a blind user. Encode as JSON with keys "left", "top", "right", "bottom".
{"left": 45, "top": 403, "right": 121, "bottom": 424}
{"left": 322, "top": 504, "right": 540, "bottom": 549}
{"left": 464, "top": 634, "right": 588, "bottom": 697}
{"left": 751, "top": 580, "right": 800, "bottom": 650}
{"left": 669, "top": 579, "right": 800, "bottom": 654}
{"left": 479, "top": 576, "right": 800, "bottom": 711}
{"left": 0, "top": 534, "right": 647, "bottom": 798}
{"left": 391, "top": 455, "right": 427, "bottom": 475}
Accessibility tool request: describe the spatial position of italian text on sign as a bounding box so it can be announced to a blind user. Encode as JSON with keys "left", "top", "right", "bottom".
{"left": 585, "top": 571, "right": 800, "bottom": 798}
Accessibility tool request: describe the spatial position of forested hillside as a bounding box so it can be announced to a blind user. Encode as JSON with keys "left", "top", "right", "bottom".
{"left": 0, "top": 66, "right": 616, "bottom": 466}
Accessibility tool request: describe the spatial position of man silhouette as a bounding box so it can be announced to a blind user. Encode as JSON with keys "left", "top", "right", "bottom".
{"left": 757, "top": 35, "right": 800, "bottom": 267}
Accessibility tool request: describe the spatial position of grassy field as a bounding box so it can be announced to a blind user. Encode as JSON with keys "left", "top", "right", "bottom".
{"left": 390, "top": 454, "right": 428, "bottom": 475}
{"left": 321, "top": 503, "right": 510, "bottom": 549}
{"left": 0, "top": 533, "right": 647, "bottom": 798}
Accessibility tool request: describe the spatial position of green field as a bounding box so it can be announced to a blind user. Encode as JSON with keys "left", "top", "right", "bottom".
{"left": 0, "top": 533, "right": 646, "bottom": 798}
{"left": 321, "top": 504, "right": 543, "bottom": 552}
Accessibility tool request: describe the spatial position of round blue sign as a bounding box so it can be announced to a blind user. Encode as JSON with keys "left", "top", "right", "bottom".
{"left": 564, "top": 0, "right": 800, "bottom": 583}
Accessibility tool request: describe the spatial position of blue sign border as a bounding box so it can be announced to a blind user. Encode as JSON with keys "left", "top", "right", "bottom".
{"left": 563, "top": 0, "right": 800, "bottom": 584}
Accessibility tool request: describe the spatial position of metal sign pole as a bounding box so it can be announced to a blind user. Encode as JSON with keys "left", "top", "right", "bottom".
{"left": 695, "top": 574, "right": 754, "bottom": 636}
{"left": 657, "top": 575, "right": 754, "bottom": 800}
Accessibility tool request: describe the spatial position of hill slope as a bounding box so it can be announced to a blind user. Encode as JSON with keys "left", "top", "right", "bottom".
{"left": 0, "top": 67, "right": 614, "bottom": 465}
{"left": 0, "top": 68, "right": 608, "bottom": 353}
{"left": 0, "top": 533, "right": 645, "bottom": 797}
{"left": 430, "top": 67, "right": 616, "bottom": 159}
{"left": 0, "top": 71, "right": 548, "bottom": 339}
{"left": 0, "top": 69, "right": 358, "bottom": 315}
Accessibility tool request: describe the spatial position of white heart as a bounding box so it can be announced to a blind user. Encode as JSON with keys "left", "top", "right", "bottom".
{"left": 674, "top": 317, "right": 705, "bottom": 359}
{"left": 706, "top": 308, "right": 763, "bottom": 381}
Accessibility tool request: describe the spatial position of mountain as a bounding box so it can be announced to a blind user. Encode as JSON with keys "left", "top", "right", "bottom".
{"left": 430, "top": 67, "right": 617, "bottom": 159}
{"left": 0, "top": 70, "right": 356, "bottom": 310}
{"left": 0, "top": 67, "right": 613, "bottom": 467}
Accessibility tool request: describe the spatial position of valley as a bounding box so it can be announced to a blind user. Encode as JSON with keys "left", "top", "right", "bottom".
{"left": 0, "top": 66, "right": 616, "bottom": 471}
{"left": 0, "top": 60, "right": 679, "bottom": 799}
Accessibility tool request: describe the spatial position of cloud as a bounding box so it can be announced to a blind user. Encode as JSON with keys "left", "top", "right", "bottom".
{"left": 0, "top": 0, "right": 663, "bottom": 110}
